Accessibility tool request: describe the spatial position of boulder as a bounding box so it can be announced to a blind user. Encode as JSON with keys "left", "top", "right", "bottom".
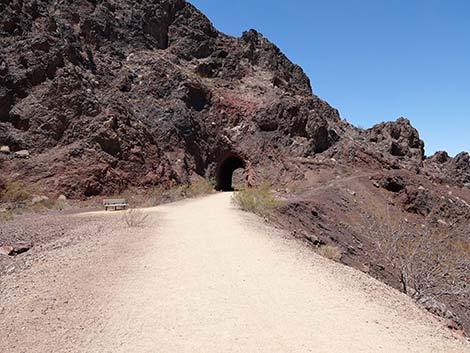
{"left": 0, "top": 145, "right": 10, "bottom": 154}
{"left": 0, "top": 242, "right": 32, "bottom": 256}
{"left": 14, "top": 150, "right": 30, "bottom": 158}
{"left": 403, "top": 187, "right": 438, "bottom": 216}
{"left": 379, "top": 175, "right": 406, "bottom": 193}
{"left": 0, "top": 245, "right": 14, "bottom": 256}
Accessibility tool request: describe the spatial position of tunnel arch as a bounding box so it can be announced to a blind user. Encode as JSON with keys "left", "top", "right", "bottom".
{"left": 216, "top": 155, "right": 246, "bottom": 191}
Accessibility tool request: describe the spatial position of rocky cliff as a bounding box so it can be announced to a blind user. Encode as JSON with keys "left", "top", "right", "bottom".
{"left": 0, "top": 0, "right": 343, "bottom": 197}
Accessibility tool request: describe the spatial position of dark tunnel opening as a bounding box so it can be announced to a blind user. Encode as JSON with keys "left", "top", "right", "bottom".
{"left": 216, "top": 155, "right": 246, "bottom": 191}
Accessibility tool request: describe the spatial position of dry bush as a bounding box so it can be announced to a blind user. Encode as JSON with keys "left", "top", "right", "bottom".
{"left": 316, "top": 244, "right": 342, "bottom": 261}
{"left": 55, "top": 198, "right": 68, "bottom": 210}
{"left": 148, "top": 185, "right": 182, "bottom": 206}
{"left": 0, "top": 210, "right": 13, "bottom": 223}
{"left": 29, "top": 198, "right": 67, "bottom": 212}
{"left": 185, "top": 178, "right": 214, "bottom": 198}
{"left": 362, "top": 216, "right": 470, "bottom": 300}
{"left": 0, "top": 180, "right": 30, "bottom": 203}
{"left": 147, "top": 179, "right": 213, "bottom": 206}
{"left": 232, "top": 181, "right": 281, "bottom": 216}
{"left": 122, "top": 208, "right": 149, "bottom": 228}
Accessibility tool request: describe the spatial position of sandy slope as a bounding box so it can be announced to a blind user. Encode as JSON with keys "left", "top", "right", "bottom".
{"left": 1, "top": 193, "right": 468, "bottom": 352}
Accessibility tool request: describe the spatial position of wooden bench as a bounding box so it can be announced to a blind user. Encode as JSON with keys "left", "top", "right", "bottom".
{"left": 103, "top": 199, "right": 128, "bottom": 211}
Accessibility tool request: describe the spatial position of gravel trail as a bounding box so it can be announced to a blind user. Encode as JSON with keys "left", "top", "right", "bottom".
{"left": 1, "top": 193, "right": 468, "bottom": 352}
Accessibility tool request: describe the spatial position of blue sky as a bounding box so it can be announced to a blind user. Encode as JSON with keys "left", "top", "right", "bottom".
{"left": 190, "top": 0, "right": 469, "bottom": 156}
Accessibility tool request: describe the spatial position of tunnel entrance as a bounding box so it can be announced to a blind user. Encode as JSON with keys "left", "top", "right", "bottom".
{"left": 216, "top": 155, "right": 246, "bottom": 191}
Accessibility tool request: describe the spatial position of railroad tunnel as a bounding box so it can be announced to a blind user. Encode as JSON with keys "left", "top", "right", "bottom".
{"left": 216, "top": 155, "right": 246, "bottom": 191}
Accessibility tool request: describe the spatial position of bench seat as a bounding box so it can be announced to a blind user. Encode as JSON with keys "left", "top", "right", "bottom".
{"left": 103, "top": 199, "right": 128, "bottom": 211}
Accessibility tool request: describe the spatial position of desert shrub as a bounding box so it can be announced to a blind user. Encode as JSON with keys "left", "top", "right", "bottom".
{"left": 55, "top": 198, "right": 68, "bottom": 210}
{"left": 148, "top": 185, "right": 182, "bottom": 206}
{"left": 0, "top": 181, "right": 30, "bottom": 203}
{"left": 148, "top": 185, "right": 165, "bottom": 205}
{"left": 148, "top": 179, "right": 213, "bottom": 206}
{"left": 232, "top": 181, "right": 281, "bottom": 216}
{"left": 0, "top": 176, "right": 5, "bottom": 194}
{"left": 123, "top": 208, "right": 149, "bottom": 228}
{"left": 30, "top": 198, "right": 67, "bottom": 212}
{"left": 0, "top": 210, "right": 13, "bottom": 223}
{"left": 185, "top": 178, "right": 214, "bottom": 198}
{"left": 362, "top": 217, "right": 470, "bottom": 299}
{"left": 316, "top": 244, "right": 342, "bottom": 261}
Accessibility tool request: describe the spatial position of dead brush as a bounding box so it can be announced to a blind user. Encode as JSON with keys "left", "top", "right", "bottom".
{"left": 360, "top": 215, "right": 470, "bottom": 300}
{"left": 122, "top": 208, "right": 149, "bottom": 228}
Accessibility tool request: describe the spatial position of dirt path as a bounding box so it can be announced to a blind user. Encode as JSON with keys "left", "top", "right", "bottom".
{"left": 1, "top": 193, "right": 468, "bottom": 352}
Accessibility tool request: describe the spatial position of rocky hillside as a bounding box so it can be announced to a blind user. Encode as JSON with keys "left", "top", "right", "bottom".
{"left": 1, "top": 0, "right": 469, "bottom": 333}
{"left": 0, "top": 0, "right": 340, "bottom": 197}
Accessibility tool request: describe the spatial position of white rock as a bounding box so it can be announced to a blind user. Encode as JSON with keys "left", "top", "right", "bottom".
{"left": 31, "top": 196, "right": 49, "bottom": 205}
{"left": 0, "top": 146, "right": 10, "bottom": 154}
{"left": 14, "top": 150, "right": 30, "bottom": 158}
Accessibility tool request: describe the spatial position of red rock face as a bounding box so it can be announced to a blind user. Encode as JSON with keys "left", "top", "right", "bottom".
{"left": 1, "top": 0, "right": 469, "bottom": 332}
{"left": 1, "top": 0, "right": 468, "bottom": 198}
{"left": 0, "top": 0, "right": 346, "bottom": 197}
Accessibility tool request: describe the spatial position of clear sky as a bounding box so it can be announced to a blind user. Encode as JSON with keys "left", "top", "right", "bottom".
{"left": 190, "top": 0, "right": 469, "bottom": 156}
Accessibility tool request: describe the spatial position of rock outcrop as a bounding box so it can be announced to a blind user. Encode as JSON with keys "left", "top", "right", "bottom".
{"left": 0, "top": 0, "right": 346, "bottom": 197}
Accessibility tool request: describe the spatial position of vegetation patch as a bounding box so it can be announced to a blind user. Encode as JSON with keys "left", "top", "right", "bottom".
{"left": 0, "top": 180, "right": 31, "bottom": 203}
{"left": 113, "top": 179, "right": 214, "bottom": 208}
{"left": 0, "top": 209, "right": 13, "bottom": 223}
{"left": 185, "top": 178, "right": 214, "bottom": 198}
{"left": 316, "top": 244, "right": 342, "bottom": 262}
{"left": 123, "top": 208, "right": 149, "bottom": 228}
{"left": 361, "top": 216, "right": 470, "bottom": 301}
{"left": 232, "top": 181, "right": 281, "bottom": 216}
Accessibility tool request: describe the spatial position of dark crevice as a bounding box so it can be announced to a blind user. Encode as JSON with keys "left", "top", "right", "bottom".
{"left": 183, "top": 85, "right": 209, "bottom": 112}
